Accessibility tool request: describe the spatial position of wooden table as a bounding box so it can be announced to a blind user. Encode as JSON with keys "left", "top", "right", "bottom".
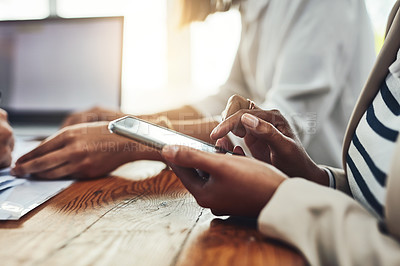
{"left": 0, "top": 169, "right": 306, "bottom": 266}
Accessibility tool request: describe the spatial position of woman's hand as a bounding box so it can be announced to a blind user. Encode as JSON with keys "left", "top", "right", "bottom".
{"left": 216, "top": 94, "right": 261, "bottom": 152}
{"left": 221, "top": 94, "right": 259, "bottom": 120}
{"left": 61, "top": 106, "right": 125, "bottom": 128}
{"left": 12, "top": 122, "right": 161, "bottom": 179}
{"left": 0, "top": 109, "right": 14, "bottom": 168}
{"left": 161, "top": 145, "right": 287, "bottom": 217}
{"left": 211, "top": 109, "right": 328, "bottom": 186}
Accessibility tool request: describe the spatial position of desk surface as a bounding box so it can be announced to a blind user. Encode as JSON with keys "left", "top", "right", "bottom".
{"left": 0, "top": 170, "right": 306, "bottom": 266}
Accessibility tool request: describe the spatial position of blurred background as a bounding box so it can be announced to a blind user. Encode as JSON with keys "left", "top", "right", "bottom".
{"left": 0, "top": 0, "right": 397, "bottom": 114}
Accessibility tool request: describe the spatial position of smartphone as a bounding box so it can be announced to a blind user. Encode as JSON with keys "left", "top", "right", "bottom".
{"left": 108, "top": 116, "right": 232, "bottom": 155}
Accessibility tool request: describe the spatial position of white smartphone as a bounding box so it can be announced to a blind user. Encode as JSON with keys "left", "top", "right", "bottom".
{"left": 108, "top": 116, "right": 232, "bottom": 155}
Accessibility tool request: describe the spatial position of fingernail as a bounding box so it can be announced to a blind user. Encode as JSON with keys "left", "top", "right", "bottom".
{"left": 210, "top": 126, "right": 220, "bottom": 137}
{"left": 241, "top": 114, "right": 259, "bottom": 128}
{"left": 162, "top": 145, "right": 179, "bottom": 159}
{"left": 10, "top": 167, "right": 21, "bottom": 176}
{"left": 215, "top": 139, "right": 223, "bottom": 147}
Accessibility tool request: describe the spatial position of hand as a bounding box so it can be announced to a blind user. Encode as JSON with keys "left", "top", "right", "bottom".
{"left": 221, "top": 94, "right": 259, "bottom": 120}
{"left": 12, "top": 122, "right": 161, "bottom": 179}
{"left": 210, "top": 109, "right": 328, "bottom": 186}
{"left": 161, "top": 145, "right": 287, "bottom": 217}
{"left": 61, "top": 106, "right": 125, "bottom": 128}
{"left": 0, "top": 109, "right": 14, "bottom": 168}
{"left": 216, "top": 94, "right": 261, "bottom": 152}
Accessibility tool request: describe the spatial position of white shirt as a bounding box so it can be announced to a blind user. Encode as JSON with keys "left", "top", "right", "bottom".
{"left": 192, "top": 0, "right": 376, "bottom": 167}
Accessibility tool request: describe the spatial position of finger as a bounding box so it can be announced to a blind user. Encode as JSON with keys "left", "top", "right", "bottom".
{"left": 215, "top": 137, "right": 234, "bottom": 152}
{"left": 232, "top": 146, "right": 245, "bottom": 156}
{"left": 0, "top": 109, "right": 8, "bottom": 120}
{"left": 15, "top": 131, "right": 68, "bottom": 164}
{"left": 8, "top": 134, "right": 14, "bottom": 151}
{"left": 61, "top": 117, "right": 74, "bottom": 128}
{"left": 0, "top": 146, "right": 12, "bottom": 168}
{"left": 32, "top": 163, "right": 76, "bottom": 180}
{"left": 212, "top": 109, "right": 280, "bottom": 140}
{"left": 241, "top": 129, "right": 271, "bottom": 162}
{"left": 167, "top": 163, "right": 204, "bottom": 196}
{"left": 247, "top": 140, "right": 272, "bottom": 163}
{"left": 241, "top": 114, "right": 290, "bottom": 151}
{"left": 162, "top": 145, "right": 225, "bottom": 176}
{"left": 210, "top": 112, "right": 246, "bottom": 140}
{"left": 221, "top": 95, "right": 249, "bottom": 120}
{"left": 0, "top": 122, "right": 13, "bottom": 146}
{"left": 13, "top": 149, "right": 68, "bottom": 176}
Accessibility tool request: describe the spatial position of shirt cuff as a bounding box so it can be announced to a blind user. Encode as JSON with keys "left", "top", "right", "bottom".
{"left": 323, "top": 167, "right": 336, "bottom": 189}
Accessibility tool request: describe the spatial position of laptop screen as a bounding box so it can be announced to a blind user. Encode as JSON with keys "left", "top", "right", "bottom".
{"left": 0, "top": 17, "right": 123, "bottom": 124}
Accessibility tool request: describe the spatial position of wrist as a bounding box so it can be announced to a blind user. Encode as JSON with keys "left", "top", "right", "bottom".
{"left": 101, "top": 111, "right": 125, "bottom": 121}
{"left": 307, "top": 165, "right": 330, "bottom": 186}
{"left": 122, "top": 140, "right": 163, "bottom": 162}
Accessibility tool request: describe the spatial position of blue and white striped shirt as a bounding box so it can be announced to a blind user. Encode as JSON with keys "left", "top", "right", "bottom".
{"left": 346, "top": 50, "right": 400, "bottom": 219}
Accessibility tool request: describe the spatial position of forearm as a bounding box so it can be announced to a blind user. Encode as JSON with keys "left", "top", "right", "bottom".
{"left": 170, "top": 118, "right": 219, "bottom": 143}
{"left": 259, "top": 179, "right": 400, "bottom": 265}
{"left": 139, "top": 105, "right": 203, "bottom": 122}
{"left": 114, "top": 118, "right": 220, "bottom": 163}
{"left": 113, "top": 110, "right": 218, "bottom": 164}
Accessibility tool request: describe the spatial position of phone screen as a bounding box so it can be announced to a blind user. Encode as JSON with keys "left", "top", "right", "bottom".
{"left": 109, "top": 116, "right": 227, "bottom": 154}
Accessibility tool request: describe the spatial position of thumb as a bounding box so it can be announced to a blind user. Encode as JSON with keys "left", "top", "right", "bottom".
{"left": 161, "top": 145, "right": 225, "bottom": 175}
{"left": 166, "top": 162, "right": 205, "bottom": 196}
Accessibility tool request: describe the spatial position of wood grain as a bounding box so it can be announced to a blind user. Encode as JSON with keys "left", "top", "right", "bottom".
{"left": 0, "top": 170, "right": 305, "bottom": 266}
{"left": 40, "top": 172, "right": 202, "bottom": 266}
{"left": 176, "top": 211, "right": 305, "bottom": 266}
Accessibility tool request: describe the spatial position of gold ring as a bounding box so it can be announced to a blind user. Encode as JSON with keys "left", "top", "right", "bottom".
{"left": 247, "top": 99, "right": 256, "bottom": 110}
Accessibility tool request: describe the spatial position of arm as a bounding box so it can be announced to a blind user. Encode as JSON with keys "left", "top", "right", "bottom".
{"left": 170, "top": 118, "right": 219, "bottom": 143}
{"left": 139, "top": 105, "right": 203, "bottom": 121}
{"left": 258, "top": 178, "right": 400, "bottom": 265}
{"left": 141, "top": 107, "right": 220, "bottom": 143}
{"left": 12, "top": 122, "right": 162, "bottom": 179}
{"left": 61, "top": 105, "right": 204, "bottom": 128}
{"left": 253, "top": 0, "right": 367, "bottom": 145}
{"left": 61, "top": 39, "right": 249, "bottom": 128}
{"left": 12, "top": 115, "right": 219, "bottom": 179}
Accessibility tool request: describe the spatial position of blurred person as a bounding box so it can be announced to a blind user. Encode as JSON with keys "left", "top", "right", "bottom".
{"left": 12, "top": 0, "right": 375, "bottom": 179}
{"left": 161, "top": 2, "right": 400, "bottom": 264}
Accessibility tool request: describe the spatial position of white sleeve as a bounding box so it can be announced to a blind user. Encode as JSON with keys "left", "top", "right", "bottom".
{"left": 256, "top": 0, "right": 368, "bottom": 145}
{"left": 191, "top": 47, "right": 250, "bottom": 117}
{"left": 258, "top": 178, "right": 400, "bottom": 266}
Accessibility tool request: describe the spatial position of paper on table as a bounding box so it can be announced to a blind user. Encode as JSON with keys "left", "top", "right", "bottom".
{"left": 0, "top": 178, "right": 26, "bottom": 191}
{"left": 0, "top": 139, "right": 74, "bottom": 220}
{"left": 0, "top": 174, "right": 18, "bottom": 186}
{"left": 0, "top": 179, "right": 73, "bottom": 220}
{"left": 0, "top": 168, "right": 26, "bottom": 191}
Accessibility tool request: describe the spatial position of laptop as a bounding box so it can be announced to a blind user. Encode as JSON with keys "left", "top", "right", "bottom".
{"left": 0, "top": 16, "right": 124, "bottom": 138}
